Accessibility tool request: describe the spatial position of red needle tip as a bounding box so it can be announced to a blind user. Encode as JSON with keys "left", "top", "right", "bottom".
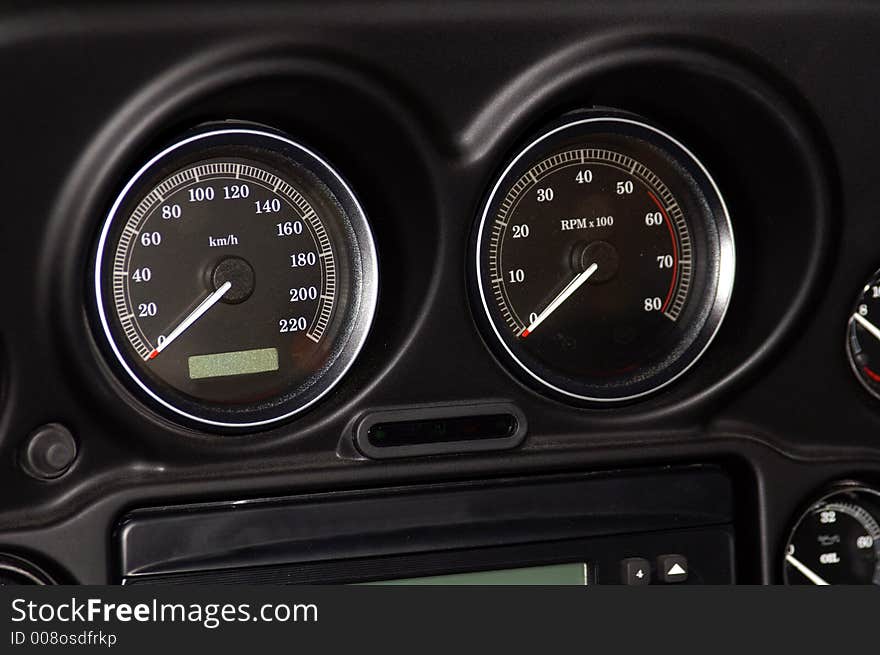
{"left": 148, "top": 349, "right": 159, "bottom": 360}
{"left": 520, "top": 329, "right": 530, "bottom": 339}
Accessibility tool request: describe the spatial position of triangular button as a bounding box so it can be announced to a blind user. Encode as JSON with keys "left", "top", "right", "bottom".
{"left": 667, "top": 563, "right": 686, "bottom": 576}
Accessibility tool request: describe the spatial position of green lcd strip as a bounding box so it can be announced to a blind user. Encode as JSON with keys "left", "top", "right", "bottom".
{"left": 188, "top": 347, "right": 279, "bottom": 380}
{"left": 363, "top": 562, "right": 588, "bottom": 585}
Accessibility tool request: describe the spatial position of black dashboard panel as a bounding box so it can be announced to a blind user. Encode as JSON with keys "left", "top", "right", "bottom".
{"left": 118, "top": 466, "right": 735, "bottom": 585}
{"left": 0, "top": 2, "right": 878, "bottom": 584}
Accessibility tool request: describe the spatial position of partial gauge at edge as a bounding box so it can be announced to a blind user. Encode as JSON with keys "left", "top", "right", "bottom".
{"left": 473, "top": 113, "right": 735, "bottom": 402}
{"left": 93, "top": 125, "right": 378, "bottom": 430}
{"left": 784, "top": 485, "right": 880, "bottom": 585}
{"left": 846, "top": 269, "right": 880, "bottom": 400}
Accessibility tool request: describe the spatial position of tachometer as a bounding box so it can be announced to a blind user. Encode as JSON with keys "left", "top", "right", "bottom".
{"left": 473, "top": 113, "right": 734, "bottom": 402}
{"left": 93, "top": 125, "right": 378, "bottom": 429}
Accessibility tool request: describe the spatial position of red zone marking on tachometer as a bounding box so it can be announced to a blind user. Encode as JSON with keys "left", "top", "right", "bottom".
{"left": 863, "top": 365, "right": 880, "bottom": 383}
{"left": 647, "top": 190, "right": 679, "bottom": 314}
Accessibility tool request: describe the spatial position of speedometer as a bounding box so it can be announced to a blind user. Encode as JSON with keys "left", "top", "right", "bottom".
{"left": 93, "top": 124, "right": 378, "bottom": 430}
{"left": 473, "top": 113, "right": 734, "bottom": 402}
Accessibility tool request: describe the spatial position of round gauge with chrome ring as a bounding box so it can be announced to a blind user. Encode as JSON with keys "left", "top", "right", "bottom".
{"left": 93, "top": 124, "right": 378, "bottom": 430}
{"left": 472, "top": 112, "right": 735, "bottom": 402}
{"left": 784, "top": 485, "right": 880, "bottom": 585}
{"left": 846, "top": 268, "right": 880, "bottom": 399}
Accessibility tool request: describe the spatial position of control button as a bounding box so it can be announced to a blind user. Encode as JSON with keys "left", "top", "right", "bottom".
{"left": 657, "top": 554, "right": 688, "bottom": 583}
{"left": 20, "top": 423, "right": 77, "bottom": 480}
{"left": 621, "top": 557, "right": 651, "bottom": 585}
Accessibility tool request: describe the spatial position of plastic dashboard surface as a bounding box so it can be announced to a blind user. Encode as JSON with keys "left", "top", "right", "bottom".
{"left": 0, "top": 2, "right": 877, "bottom": 584}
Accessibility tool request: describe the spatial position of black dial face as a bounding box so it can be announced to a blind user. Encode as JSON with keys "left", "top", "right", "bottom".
{"left": 846, "top": 270, "right": 880, "bottom": 399}
{"left": 94, "top": 127, "right": 378, "bottom": 430}
{"left": 784, "top": 487, "right": 880, "bottom": 585}
{"left": 474, "top": 116, "right": 735, "bottom": 402}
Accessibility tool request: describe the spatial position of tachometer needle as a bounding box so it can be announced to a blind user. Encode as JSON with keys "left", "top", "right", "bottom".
{"left": 853, "top": 312, "right": 880, "bottom": 343}
{"left": 146, "top": 281, "right": 233, "bottom": 360}
{"left": 521, "top": 262, "right": 599, "bottom": 338}
{"left": 785, "top": 554, "right": 830, "bottom": 586}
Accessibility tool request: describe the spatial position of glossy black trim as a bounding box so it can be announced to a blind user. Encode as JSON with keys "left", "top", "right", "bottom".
{"left": 354, "top": 402, "right": 526, "bottom": 458}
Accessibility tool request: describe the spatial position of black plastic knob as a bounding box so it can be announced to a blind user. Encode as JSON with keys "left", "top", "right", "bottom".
{"left": 21, "top": 423, "right": 77, "bottom": 480}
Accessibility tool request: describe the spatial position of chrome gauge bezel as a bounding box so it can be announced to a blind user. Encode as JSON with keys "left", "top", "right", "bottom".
{"left": 473, "top": 115, "right": 736, "bottom": 403}
{"left": 93, "top": 126, "right": 379, "bottom": 430}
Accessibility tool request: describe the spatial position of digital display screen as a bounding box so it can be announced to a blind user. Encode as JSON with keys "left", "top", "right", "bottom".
{"left": 188, "top": 347, "right": 279, "bottom": 380}
{"left": 365, "top": 562, "right": 588, "bottom": 585}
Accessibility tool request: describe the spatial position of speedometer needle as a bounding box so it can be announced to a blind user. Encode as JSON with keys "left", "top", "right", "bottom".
{"left": 146, "top": 281, "right": 232, "bottom": 360}
{"left": 785, "top": 554, "right": 830, "bottom": 586}
{"left": 521, "top": 262, "right": 599, "bottom": 338}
